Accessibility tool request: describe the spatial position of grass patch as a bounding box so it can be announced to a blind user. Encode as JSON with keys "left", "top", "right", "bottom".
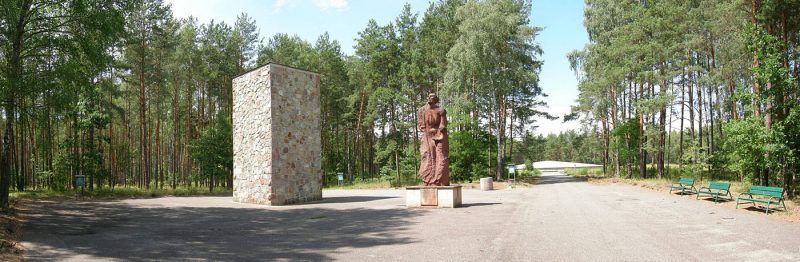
{"left": 563, "top": 167, "right": 605, "bottom": 178}
{"left": 325, "top": 176, "right": 427, "bottom": 189}
{"left": 10, "top": 186, "right": 232, "bottom": 201}
{"left": 516, "top": 169, "right": 541, "bottom": 178}
{"left": 326, "top": 180, "right": 395, "bottom": 189}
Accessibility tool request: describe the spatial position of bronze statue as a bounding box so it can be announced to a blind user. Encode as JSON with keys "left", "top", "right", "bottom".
{"left": 417, "top": 93, "right": 449, "bottom": 186}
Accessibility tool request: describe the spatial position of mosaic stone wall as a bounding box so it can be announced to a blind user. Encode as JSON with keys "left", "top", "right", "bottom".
{"left": 232, "top": 63, "right": 322, "bottom": 205}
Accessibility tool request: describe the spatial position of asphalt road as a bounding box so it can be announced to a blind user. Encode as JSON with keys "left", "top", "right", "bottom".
{"left": 20, "top": 171, "right": 800, "bottom": 261}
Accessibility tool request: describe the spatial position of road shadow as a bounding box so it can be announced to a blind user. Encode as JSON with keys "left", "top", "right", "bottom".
{"left": 698, "top": 197, "right": 734, "bottom": 203}
{"left": 740, "top": 205, "right": 787, "bottom": 215}
{"left": 534, "top": 174, "right": 587, "bottom": 185}
{"left": 317, "top": 196, "right": 398, "bottom": 204}
{"left": 460, "top": 202, "right": 500, "bottom": 208}
{"left": 20, "top": 200, "right": 417, "bottom": 261}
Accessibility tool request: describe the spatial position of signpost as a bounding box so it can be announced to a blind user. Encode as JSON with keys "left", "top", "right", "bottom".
{"left": 337, "top": 172, "right": 344, "bottom": 187}
{"left": 75, "top": 175, "right": 85, "bottom": 198}
{"left": 507, "top": 165, "right": 516, "bottom": 184}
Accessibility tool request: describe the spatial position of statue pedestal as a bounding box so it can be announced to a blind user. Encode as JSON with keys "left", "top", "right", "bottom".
{"left": 406, "top": 185, "right": 462, "bottom": 208}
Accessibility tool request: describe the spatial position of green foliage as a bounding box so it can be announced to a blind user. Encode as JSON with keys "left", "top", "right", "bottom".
{"left": 611, "top": 118, "right": 640, "bottom": 173}
{"left": 778, "top": 108, "right": 800, "bottom": 174}
{"left": 721, "top": 118, "right": 764, "bottom": 182}
{"left": 449, "top": 130, "right": 494, "bottom": 182}
{"left": 516, "top": 168, "right": 540, "bottom": 177}
{"left": 190, "top": 113, "right": 233, "bottom": 183}
{"left": 563, "top": 167, "right": 603, "bottom": 177}
{"left": 746, "top": 24, "right": 796, "bottom": 115}
{"left": 681, "top": 142, "right": 710, "bottom": 178}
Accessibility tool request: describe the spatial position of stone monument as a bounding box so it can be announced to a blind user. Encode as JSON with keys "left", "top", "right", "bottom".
{"left": 406, "top": 93, "right": 462, "bottom": 208}
{"left": 232, "top": 63, "right": 322, "bottom": 205}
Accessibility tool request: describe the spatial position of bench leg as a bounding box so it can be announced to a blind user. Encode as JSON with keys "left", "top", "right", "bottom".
{"left": 736, "top": 198, "right": 741, "bottom": 209}
{"left": 766, "top": 203, "right": 770, "bottom": 215}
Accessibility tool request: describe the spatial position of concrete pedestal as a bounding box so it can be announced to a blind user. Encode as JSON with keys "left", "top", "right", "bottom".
{"left": 406, "top": 185, "right": 462, "bottom": 208}
{"left": 480, "top": 177, "right": 493, "bottom": 191}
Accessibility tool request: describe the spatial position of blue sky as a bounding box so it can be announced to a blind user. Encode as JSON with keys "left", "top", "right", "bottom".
{"left": 167, "top": 0, "right": 588, "bottom": 135}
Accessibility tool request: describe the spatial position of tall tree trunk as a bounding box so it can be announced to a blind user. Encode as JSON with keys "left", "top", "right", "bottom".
{"left": 763, "top": 24, "right": 774, "bottom": 187}
{"left": 171, "top": 78, "right": 179, "bottom": 190}
{"left": 751, "top": 0, "right": 761, "bottom": 118}
{"left": 1, "top": 0, "right": 32, "bottom": 207}
{"left": 728, "top": 78, "right": 737, "bottom": 120}
{"left": 0, "top": 110, "right": 13, "bottom": 207}
{"left": 688, "top": 52, "right": 696, "bottom": 144}
{"left": 658, "top": 79, "right": 666, "bottom": 179}
{"left": 696, "top": 54, "right": 704, "bottom": 152}
{"left": 680, "top": 72, "right": 685, "bottom": 171}
{"left": 495, "top": 95, "right": 505, "bottom": 181}
{"left": 89, "top": 126, "right": 95, "bottom": 190}
{"left": 667, "top": 83, "right": 673, "bottom": 178}
{"left": 185, "top": 79, "right": 193, "bottom": 187}
{"left": 138, "top": 27, "right": 151, "bottom": 189}
{"left": 780, "top": 11, "right": 792, "bottom": 196}
{"left": 156, "top": 105, "right": 162, "bottom": 189}
{"left": 638, "top": 82, "right": 646, "bottom": 179}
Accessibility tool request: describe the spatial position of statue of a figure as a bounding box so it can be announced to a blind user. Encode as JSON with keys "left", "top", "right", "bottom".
{"left": 417, "top": 93, "right": 449, "bottom": 186}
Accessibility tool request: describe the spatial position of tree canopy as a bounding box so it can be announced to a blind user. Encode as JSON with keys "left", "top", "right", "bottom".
{"left": 0, "top": 0, "right": 550, "bottom": 206}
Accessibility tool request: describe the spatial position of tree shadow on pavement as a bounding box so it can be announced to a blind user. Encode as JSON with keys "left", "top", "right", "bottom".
{"left": 20, "top": 200, "right": 417, "bottom": 261}
{"left": 740, "top": 205, "right": 786, "bottom": 215}
{"left": 316, "top": 196, "right": 398, "bottom": 204}
{"left": 697, "top": 197, "right": 734, "bottom": 204}
{"left": 460, "top": 203, "right": 500, "bottom": 208}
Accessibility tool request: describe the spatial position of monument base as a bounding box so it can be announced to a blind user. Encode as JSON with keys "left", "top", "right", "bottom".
{"left": 406, "top": 185, "right": 462, "bottom": 208}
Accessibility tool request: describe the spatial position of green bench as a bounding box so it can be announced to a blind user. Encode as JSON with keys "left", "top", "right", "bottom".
{"left": 696, "top": 182, "right": 732, "bottom": 203}
{"left": 736, "top": 185, "right": 787, "bottom": 214}
{"left": 670, "top": 177, "right": 697, "bottom": 195}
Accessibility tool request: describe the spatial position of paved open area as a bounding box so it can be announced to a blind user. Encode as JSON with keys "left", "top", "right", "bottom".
{"left": 20, "top": 172, "right": 800, "bottom": 261}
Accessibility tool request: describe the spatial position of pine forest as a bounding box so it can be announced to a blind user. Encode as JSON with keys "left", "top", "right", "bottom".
{"left": 2, "top": 0, "right": 800, "bottom": 207}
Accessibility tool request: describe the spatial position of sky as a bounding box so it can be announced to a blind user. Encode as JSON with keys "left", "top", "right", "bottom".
{"left": 166, "top": 0, "right": 589, "bottom": 135}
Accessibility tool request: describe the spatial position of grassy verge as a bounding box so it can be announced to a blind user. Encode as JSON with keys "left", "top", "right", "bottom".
{"left": 324, "top": 173, "right": 542, "bottom": 190}
{"left": 0, "top": 203, "right": 22, "bottom": 262}
{"left": 10, "top": 186, "right": 232, "bottom": 201}
{"left": 326, "top": 180, "right": 395, "bottom": 189}
{"left": 562, "top": 167, "right": 605, "bottom": 178}
{"left": 516, "top": 169, "right": 541, "bottom": 178}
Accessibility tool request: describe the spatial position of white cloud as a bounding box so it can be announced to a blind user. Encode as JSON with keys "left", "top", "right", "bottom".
{"left": 166, "top": 0, "right": 228, "bottom": 23}
{"left": 314, "top": 0, "right": 348, "bottom": 11}
{"left": 273, "top": 0, "right": 290, "bottom": 12}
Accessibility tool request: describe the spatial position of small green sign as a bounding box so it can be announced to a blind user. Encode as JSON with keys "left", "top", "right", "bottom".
{"left": 75, "top": 175, "right": 85, "bottom": 188}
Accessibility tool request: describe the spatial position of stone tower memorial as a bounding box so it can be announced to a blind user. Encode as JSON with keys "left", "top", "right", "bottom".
{"left": 232, "top": 63, "right": 322, "bottom": 205}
